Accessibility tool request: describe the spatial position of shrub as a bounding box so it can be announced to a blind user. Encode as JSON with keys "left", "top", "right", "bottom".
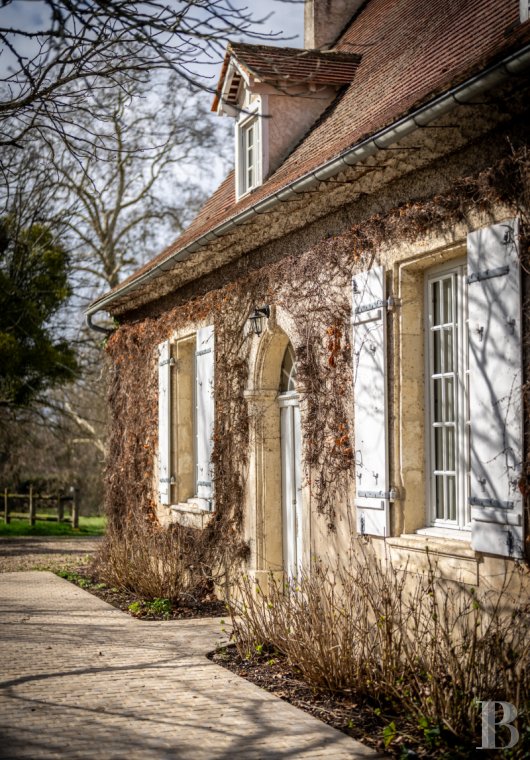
{"left": 94, "top": 517, "right": 212, "bottom": 602}
{"left": 229, "top": 542, "right": 530, "bottom": 754}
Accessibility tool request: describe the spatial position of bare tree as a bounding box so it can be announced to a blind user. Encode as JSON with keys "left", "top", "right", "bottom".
{"left": 0, "top": 0, "right": 258, "bottom": 510}
{"left": 0, "top": 0, "right": 276, "bottom": 171}
{"left": 50, "top": 75, "right": 226, "bottom": 294}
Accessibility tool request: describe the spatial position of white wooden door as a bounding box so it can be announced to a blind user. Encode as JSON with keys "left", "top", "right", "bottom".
{"left": 279, "top": 392, "right": 302, "bottom": 581}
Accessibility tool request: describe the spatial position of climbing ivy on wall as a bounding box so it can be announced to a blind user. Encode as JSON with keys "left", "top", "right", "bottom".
{"left": 105, "top": 144, "right": 530, "bottom": 570}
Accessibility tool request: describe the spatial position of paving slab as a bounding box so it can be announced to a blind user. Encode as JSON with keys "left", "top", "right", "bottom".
{"left": 0, "top": 572, "right": 379, "bottom": 759}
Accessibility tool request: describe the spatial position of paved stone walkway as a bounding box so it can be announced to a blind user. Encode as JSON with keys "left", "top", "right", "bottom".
{"left": 0, "top": 572, "right": 378, "bottom": 759}
{"left": 0, "top": 537, "right": 102, "bottom": 573}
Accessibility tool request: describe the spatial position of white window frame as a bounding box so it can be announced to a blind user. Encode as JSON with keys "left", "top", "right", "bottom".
{"left": 520, "top": 0, "right": 529, "bottom": 23}
{"left": 240, "top": 116, "right": 260, "bottom": 195}
{"left": 424, "top": 259, "right": 470, "bottom": 532}
{"left": 235, "top": 97, "right": 267, "bottom": 200}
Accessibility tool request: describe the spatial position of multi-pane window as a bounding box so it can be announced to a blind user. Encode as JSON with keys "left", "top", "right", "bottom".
{"left": 426, "top": 262, "right": 470, "bottom": 530}
{"left": 239, "top": 117, "right": 260, "bottom": 195}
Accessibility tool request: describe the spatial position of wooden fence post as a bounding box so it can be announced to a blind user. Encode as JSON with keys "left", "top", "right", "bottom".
{"left": 3, "top": 488, "right": 9, "bottom": 524}
{"left": 57, "top": 492, "right": 64, "bottom": 523}
{"left": 72, "top": 488, "right": 79, "bottom": 529}
{"left": 29, "top": 485, "right": 35, "bottom": 526}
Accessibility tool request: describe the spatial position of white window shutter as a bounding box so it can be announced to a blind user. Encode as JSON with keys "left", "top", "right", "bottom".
{"left": 158, "top": 340, "right": 171, "bottom": 506}
{"left": 468, "top": 219, "right": 523, "bottom": 558}
{"left": 195, "top": 325, "right": 215, "bottom": 506}
{"left": 352, "top": 265, "right": 390, "bottom": 536}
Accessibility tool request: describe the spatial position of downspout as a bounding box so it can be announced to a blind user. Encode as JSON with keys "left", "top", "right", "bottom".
{"left": 86, "top": 311, "right": 115, "bottom": 336}
{"left": 86, "top": 42, "right": 530, "bottom": 328}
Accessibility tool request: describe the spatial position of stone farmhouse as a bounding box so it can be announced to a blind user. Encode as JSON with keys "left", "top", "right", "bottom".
{"left": 88, "top": 0, "right": 530, "bottom": 593}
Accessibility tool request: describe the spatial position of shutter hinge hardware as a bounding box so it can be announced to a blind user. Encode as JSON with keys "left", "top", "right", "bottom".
{"left": 354, "top": 296, "right": 397, "bottom": 316}
{"left": 160, "top": 476, "right": 176, "bottom": 485}
{"left": 469, "top": 496, "right": 514, "bottom": 509}
{"left": 159, "top": 357, "right": 176, "bottom": 367}
{"left": 467, "top": 265, "right": 509, "bottom": 284}
{"left": 358, "top": 488, "right": 399, "bottom": 500}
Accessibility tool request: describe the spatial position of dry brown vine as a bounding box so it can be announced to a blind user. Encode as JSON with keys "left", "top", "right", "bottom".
{"left": 104, "top": 143, "right": 530, "bottom": 572}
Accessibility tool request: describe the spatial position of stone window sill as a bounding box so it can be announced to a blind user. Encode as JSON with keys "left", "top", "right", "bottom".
{"left": 386, "top": 533, "right": 479, "bottom": 584}
{"left": 170, "top": 500, "right": 212, "bottom": 515}
{"left": 386, "top": 532, "right": 476, "bottom": 560}
{"left": 169, "top": 501, "right": 214, "bottom": 529}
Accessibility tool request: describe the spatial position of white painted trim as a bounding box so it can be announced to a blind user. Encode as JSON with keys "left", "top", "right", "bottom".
{"left": 520, "top": 0, "right": 529, "bottom": 23}
{"left": 235, "top": 97, "right": 268, "bottom": 201}
{"left": 424, "top": 259, "right": 469, "bottom": 531}
{"left": 161, "top": 326, "right": 216, "bottom": 513}
{"left": 280, "top": 396, "right": 303, "bottom": 580}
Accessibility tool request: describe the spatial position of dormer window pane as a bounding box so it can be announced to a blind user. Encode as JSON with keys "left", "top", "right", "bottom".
{"left": 240, "top": 116, "right": 260, "bottom": 196}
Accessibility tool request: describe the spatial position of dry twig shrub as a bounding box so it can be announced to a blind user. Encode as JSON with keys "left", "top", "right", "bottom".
{"left": 229, "top": 542, "right": 530, "bottom": 753}
{"left": 94, "top": 513, "right": 239, "bottom": 602}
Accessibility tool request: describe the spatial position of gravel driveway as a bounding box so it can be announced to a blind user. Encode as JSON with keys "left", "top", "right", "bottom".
{"left": 0, "top": 536, "right": 102, "bottom": 573}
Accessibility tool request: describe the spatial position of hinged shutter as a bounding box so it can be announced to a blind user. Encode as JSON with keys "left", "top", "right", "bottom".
{"left": 352, "top": 265, "right": 390, "bottom": 536}
{"left": 468, "top": 219, "right": 523, "bottom": 558}
{"left": 158, "top": 340, "right": 171, "bottom": 506}
{"left": 196, "top": 325, "right": 215, "bottom": 505}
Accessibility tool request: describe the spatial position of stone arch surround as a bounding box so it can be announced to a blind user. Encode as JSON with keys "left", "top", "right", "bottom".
{"left": 243, "top": 306, "right": 307, "bottom": 585}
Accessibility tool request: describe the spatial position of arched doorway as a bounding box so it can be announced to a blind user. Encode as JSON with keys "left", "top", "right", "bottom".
{"left": 278, "top": 343, "right": 303, "bottom": 580}
{"left": 245, "top": 314, "right": 308, "bottom": 586}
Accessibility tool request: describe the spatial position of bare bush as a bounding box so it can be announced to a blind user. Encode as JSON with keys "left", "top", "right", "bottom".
{"left": 229, "top": 543, "right": 530, "bottom": 752}
{"left": 95, "top": 519, "right": 210, "bottom": 602}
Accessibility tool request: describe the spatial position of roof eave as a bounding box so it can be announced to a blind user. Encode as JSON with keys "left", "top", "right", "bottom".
{"left": 87, "top": 43, "right": 530, "bottom": 322}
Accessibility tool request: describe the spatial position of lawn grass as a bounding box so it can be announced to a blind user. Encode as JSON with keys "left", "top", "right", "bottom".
{"left": 0, "top": 515, "right": 106, "bottom": 537}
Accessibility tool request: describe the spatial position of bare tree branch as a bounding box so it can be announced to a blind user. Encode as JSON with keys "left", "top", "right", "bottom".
{"left": 0, "top": 0, "right": 278, "bottom": 170}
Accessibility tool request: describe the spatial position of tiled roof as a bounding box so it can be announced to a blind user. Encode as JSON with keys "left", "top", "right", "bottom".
{"left": 92, "top": 0, "right": 530, "bottom": 312}
{"left": 211, "top": 44, "right": 361, "bottom": 111}
{"left": 229, "top": 42, "right": 361, "bottom": 84}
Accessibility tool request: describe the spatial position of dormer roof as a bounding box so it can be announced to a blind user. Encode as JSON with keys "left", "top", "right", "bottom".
{"left": 212, "top": 43, "right": 361, "bottom": 112}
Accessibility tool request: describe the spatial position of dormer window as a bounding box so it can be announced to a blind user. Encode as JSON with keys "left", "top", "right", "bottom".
{"left": 238, "top": 112, "right": 262, "bottom": 197}
{"left": 212, "top": 43, "right": 361, "bottom": 202}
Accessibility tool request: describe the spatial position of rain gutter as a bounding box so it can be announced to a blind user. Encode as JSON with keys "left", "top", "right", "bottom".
{"left": 86, "top": 43, "right": 530, "bottom": 331}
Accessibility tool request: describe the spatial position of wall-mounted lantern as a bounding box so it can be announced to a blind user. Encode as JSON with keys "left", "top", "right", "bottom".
{"left": 249, "top": 305, "right": 270, "bottom": 337}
